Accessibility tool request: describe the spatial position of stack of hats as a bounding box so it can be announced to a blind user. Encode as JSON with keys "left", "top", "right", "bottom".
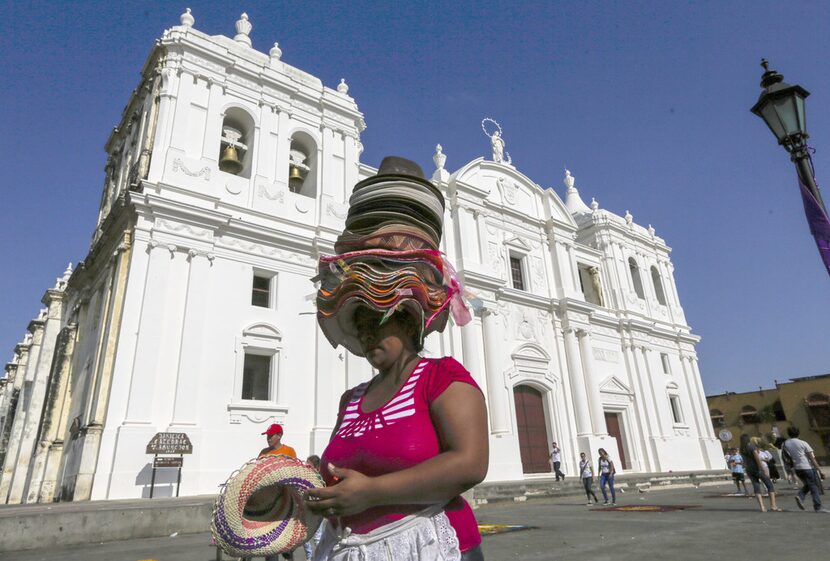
{"left": 315, "top": 156, "right": 471, "bottom": 356}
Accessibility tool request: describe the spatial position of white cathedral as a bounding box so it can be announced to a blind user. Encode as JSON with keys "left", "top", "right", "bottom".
{"left": 0, "top": 11, "right": 723, "bottom": 504}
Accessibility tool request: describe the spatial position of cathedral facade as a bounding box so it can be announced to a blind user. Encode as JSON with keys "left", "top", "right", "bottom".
{"left": 0, "top": 12, "right": 723, "bottom": 503}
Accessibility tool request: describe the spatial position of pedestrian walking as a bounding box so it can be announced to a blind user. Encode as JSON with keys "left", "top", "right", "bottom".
{"left": 727, "top": 447, "right": 749, "bottom": 495}
{"left": 258, "top": 423, "right": 297, "bottom": 459}
{"left": 740, "top": 434, "right": 781, "bottom": 512}
{"left": 550, "top": 442, "right": 566, "bottom": 481}
{"left": 597, "top": 448, "right": 616, "bottom": 506}
{"left": 782, "top": 426, "right": 828, "bottom": 513}
{"left": 579, "top": 452, "right": 598, "bottom": 505}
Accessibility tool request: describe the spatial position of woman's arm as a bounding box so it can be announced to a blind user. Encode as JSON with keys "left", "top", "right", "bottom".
{"left": 609, "top": 460, "right": 616, "bottom": 476}
{"left": 305, "top": 382, "right": 489, "bottom": 517}
{"left": 753, "top": 449, "right": 769, "bottom": 476}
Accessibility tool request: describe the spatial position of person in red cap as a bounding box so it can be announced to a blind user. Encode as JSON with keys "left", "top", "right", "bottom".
{"left": 258, "top": 423, "right": 297, "bottom": 459}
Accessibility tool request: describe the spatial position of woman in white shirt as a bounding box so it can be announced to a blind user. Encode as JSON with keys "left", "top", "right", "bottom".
{"left": 597, "top": 448, "right": 617, "bottom": 506}
{"left": 579, "top": 452, "right": 599, "bottom": 506}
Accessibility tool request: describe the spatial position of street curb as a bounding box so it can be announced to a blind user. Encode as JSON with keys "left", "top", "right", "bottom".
{"left": 0, "top": 496, "right": 215, "bottom": 552}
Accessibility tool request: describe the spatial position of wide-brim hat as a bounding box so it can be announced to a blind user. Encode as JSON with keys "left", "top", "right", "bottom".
{"left": 351, "top": 156, "right": 445, "bottom": 208}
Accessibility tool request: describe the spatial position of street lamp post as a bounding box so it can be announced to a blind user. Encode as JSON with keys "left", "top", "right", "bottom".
{"left": 751, "top": 59, "right": 830, "bottom": 277}
{"left": 751, "top": 59, "right": 826, "bottom": 211}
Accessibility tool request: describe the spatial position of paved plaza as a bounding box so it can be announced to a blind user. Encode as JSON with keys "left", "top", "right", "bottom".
{"left": 1, "top": 483, "right": 827, "bottom": 561}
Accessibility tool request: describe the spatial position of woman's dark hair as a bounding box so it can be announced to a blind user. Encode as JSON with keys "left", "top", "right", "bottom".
{"left": 739, "top": 433, "right": 751, "bottom": 456}
{"left": 388, "top": 309, "right": 423, "bottom": 353}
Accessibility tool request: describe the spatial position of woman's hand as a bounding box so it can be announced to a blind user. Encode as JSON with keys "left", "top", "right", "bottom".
{"left": 304, "top": 464, "right": 378, "bottom": 517}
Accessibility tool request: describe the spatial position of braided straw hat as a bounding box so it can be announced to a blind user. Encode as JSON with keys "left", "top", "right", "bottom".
{"left": 211, "top": 455, "right": 325, "bottom": 557}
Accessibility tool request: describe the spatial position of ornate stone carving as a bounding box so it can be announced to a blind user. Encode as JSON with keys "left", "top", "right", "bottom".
{"left": 180, "top": 8, "right": 194, "bottom": 27}
{"left": 433, "top": 144, "right": 446, "bottom": 171}
{"left": 326, "top": 202, "right": 348, "bottom": 219}
{"left": 154, "top": 219, "right": 212, "bottom": 241}
{"left": 187, "top": 249, "right": 215, "bottom": 262}
{"left": 221, "top": 237, "right": 315, "bottom": 266}
{"left": 482, "top": 118, "right": 511, "bottom": 164}
{"left": 488, "top": 242, "right": 506, "bottom": 279}
{"left": 269, "top": 42, "right": 282, "bottom": 61}
{"left": 257, "top": 184, "right": 285, "bottom": 203}
{"left": 496, "top": 177, "right": 517, "bottom": 205}
{"left": 593, "top": 348, "right": 620, "bottom": 363}
{"left": 234, "top": 13, "right": 253, "bottom": 47}
{"left": 172, "top": 158, "right": 211, "bottom": 180}
{"left": 147, "top": 239, "right": 178, "bottom": 256}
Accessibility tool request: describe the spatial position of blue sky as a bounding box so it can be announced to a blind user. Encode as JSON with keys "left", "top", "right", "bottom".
{"left": 1, "top": 1, "right": 828, "bottom": 395}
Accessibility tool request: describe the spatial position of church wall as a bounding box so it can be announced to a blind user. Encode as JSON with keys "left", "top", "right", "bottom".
{"left": 2, "top": 17, "right": 725, "bottom": 502}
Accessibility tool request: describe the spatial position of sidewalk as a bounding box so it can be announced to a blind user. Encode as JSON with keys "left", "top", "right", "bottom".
{"left": 0, "top": 471, "right": 729, "bottom": 551}
{"left": 2, "top": 483, "right": 827, "bottom": 561}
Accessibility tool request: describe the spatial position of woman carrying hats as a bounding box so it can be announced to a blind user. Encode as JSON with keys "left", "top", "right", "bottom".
{"left": 305, "top": 157, "right": 489, "bottom": 561}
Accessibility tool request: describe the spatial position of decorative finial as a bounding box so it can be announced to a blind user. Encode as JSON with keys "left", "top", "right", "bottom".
{"left": 63, "top": 262, "right": 73, "bottom": 278}
{"left": 759, "top": 57, "right": 783, "bottom": 89}
{"left": 269, "top": 42, "right": 282, "bottom": 61}
{"left": 624, "top": 210, "right": 633, "bottom": 226}
{"left": 563, "top": 169, "right": 575, "bottom": 191}
{"left": 180, "top": 8, "right": 195, "bottom": 28}
{"left": 590, "top": 197, "right": 599, "bottom": 211}
{"left": 433, "top": 144, "right": 446, "bottom": 171}
{"left": 337, "top": 79, "right": 349, "bottom": 94}
{"left": 234, "top": 13, "right": 252, "bottom": 47}
{"left": 648, "top": 224, "right": 655, "bottom": 238}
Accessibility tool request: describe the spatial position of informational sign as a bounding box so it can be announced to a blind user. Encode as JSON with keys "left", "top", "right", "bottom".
{"left": 718, "top": 429, "right": 733, "bottom": 442}
{"left": 146, "top": 432, "right": 193, "bottom": 455}
{"left": 154, "top": 456, "right": 184, "bottom": 468}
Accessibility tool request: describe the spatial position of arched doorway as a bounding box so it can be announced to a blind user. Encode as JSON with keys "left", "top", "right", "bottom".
{"left": 513, "top": 384, "right": 550, "bottom": 473}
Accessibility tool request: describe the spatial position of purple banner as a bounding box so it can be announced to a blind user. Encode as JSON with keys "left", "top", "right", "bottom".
{"left": 798, "top": 176, "right": 830, "bottom": 277}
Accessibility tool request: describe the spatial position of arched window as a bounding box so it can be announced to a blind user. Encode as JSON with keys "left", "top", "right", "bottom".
{"left": 805, "top": 392, "right": 830, "bottom": 429}
{"left": 628, "top": 257, "right": 645, "bottom": 300}
{"left": 651, "top": 265, "right": 667, "bottom": 305}
{"left": 740, "top": 405, "right": 760, "bottom": 425}
{"left": 219, "top": 108, "right": 255, "bottom": 178}
{"left": 710, "top": 408, "right": 725, "bottom": 428}
{"left": 288, "top": 132, "right": 318, "bottom": 197}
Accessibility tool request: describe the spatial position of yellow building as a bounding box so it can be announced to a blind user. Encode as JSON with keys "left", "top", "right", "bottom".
{"left": 707, "top": 373, "right": 830, "bottom": 465}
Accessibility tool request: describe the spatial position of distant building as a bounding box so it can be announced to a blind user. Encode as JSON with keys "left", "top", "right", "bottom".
{"left": 0, "top": 11, "right": 723, "bottom": 503}
{"left": 707, "top": 374, "right": 830, "bottom": 464}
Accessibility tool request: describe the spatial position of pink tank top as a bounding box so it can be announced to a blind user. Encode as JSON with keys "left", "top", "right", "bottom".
{"left": 320, "top": 357, "right": 482, "bottom": 552}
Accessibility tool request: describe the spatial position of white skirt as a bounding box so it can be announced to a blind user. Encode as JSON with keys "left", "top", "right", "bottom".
{"left": 312, "top": 504, "right": 461, "bottom": 561}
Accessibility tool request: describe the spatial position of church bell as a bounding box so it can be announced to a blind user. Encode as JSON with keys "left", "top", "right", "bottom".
{"left": 288, "top": 164, "right": 305, "bottom": 192}
{"left": 219, "top": 144, "right": 243, "bottom": 175}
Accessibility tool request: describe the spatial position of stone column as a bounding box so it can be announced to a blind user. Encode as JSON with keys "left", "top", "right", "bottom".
{"left": 481, "top": 307, "right": 509, "bottom": 434}
{"left": 562, "top": 328, "right": 592, "bottom": 435}
{"left": 124, "top": 240, "right": 176, "bottom": 423}
{"left": 678, "top": 354, "right": 705, "bottom": 438}
{"left": 170, "top": 250, "right": 214, "bottom": 426}
{"left": 459, "top": 313, "right": 485, "bottom": 389}
{"left": 0, "top": 340, "right": 31, "bottom": 477}
{"left": 687, "top": 357, "right": 715, "bottom": 439}
{"left": 26, "top": 324, "right": 77, "bottom": 503}
{"left": 639, "top": 347, "right": 668, "bottom": 437}
{"left": 622, "top": 341, "right": 655, "bottom": 472}
{"left": 8, "top": 284, "right": 67, "bottom": 504}
{"left": 577, "top": 329, "right": 607, "bottom": 435}
{"left": 73, "top": 231, "right": 133, "bottom": 501}
{"left": 311, "top": 324, "right": 345, "bottom": 454}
